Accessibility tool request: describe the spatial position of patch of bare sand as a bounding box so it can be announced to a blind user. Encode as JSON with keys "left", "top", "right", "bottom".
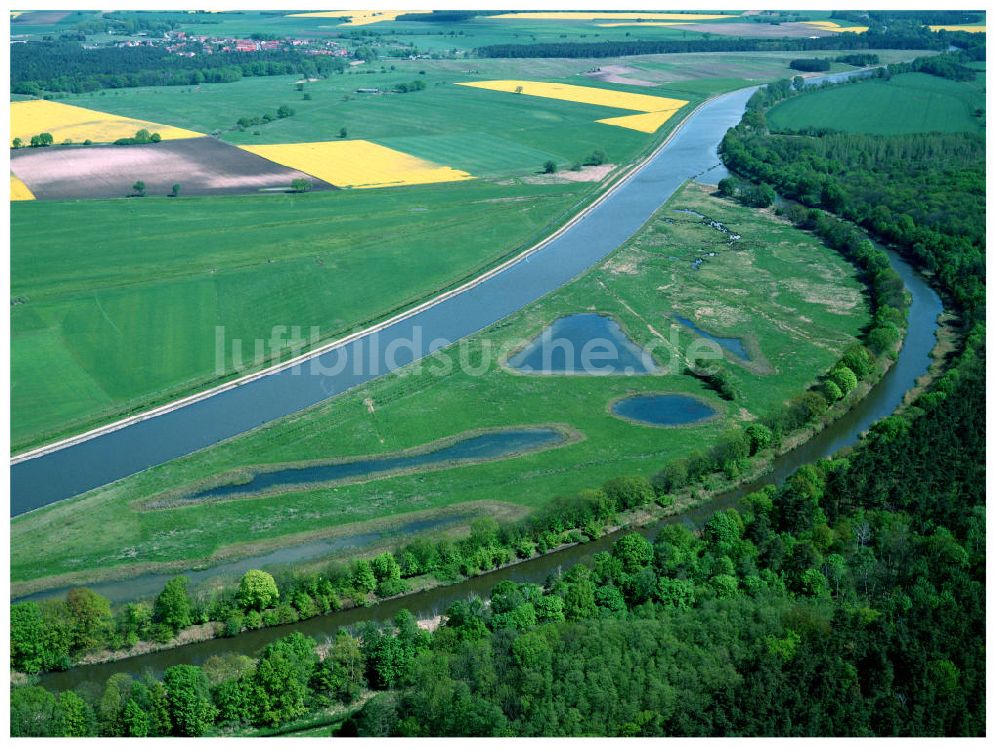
{"left": 583, "top": 65, "right": 658, "bottom": 87}
{"left": 522, "top": 163, "right": 616, "bottom": 184}
{"left": 692, "top": 304, "right": 749, "bottom": 328}
{"left": 76, "top": 623, "right": 221, "bottom": 665}
{"left": 417, "top": 615, "right": 445, "bottom": 632}
{"left": 604, "top": 259, "right": 640, "bottom": 275}
{"left": 779, "top": 278, "right": 862, "bottom": 313}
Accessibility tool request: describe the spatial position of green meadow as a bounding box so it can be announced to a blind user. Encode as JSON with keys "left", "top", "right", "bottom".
{"left": 10, "top": 180, "right": 597, "bottom": 451}
{"left": 65, "top": 66, "right": 666, "bottom": 177}
{"left": 11, "top": 182, "right": 870, "bottom": 588}
{"left": 766, "top": 71, "right": 986, "bottom": 135}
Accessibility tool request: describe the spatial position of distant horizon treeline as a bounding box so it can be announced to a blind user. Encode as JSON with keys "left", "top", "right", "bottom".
{"left": 475, "top": 27, "right": 949, "bottom": 59}
{"left": 10, "top": 42, "right": 346, "bottom": 96}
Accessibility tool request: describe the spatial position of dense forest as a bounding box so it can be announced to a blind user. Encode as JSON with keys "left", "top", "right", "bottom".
{"left": 10, "top": 42, "right": 345, "bottom": 95}
{"left": 789, "top": 58, "right": 832, "bottom": 72}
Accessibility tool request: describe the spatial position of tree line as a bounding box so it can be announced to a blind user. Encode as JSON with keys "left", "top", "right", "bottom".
{"left": 835, "top": 53, "right": 880, "bottom": 66}
{"left": 789, "top": 58, "right": 831, "bottom": 72}
{"left": 12, "top": 336, "right": 984, "bottom": 734}
{"left": 11, "top": 42, "right": 345, "bottom": 95}
{"left": 475, "top": 28, "right": 945, "bottom": 59}
{"left": 835, "top": 9, "right": 982, "bottom": 26}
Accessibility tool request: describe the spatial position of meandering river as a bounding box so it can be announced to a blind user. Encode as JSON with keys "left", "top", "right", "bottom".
{"left": 36, "top": 240, "right": 942, "bottom": 692}
{"left": 33, "top": 71, "right": 943, "bottom": 691}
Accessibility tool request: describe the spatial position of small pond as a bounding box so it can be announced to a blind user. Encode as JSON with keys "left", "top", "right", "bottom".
{"left": 611, "top": 393, "right": 718, "bottom": 427}
{"left": 507, "top": 313, "right": 659, "bottom": 375}
{"left": 187, "top": 427, "right": 567, "bottom": 501}
{"left": 674, "top": 315, "right": 751, "bottom": 361}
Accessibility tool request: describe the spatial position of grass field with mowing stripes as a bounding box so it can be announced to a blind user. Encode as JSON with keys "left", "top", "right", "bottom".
{"left": 10, "top": 180, "right": 591, "bottom": 451}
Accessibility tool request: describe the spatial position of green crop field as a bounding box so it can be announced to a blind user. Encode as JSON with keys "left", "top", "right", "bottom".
{"left": 65, "top": 66, "right": 668, "bottom": 177}
{"left": 766, "top": 72, "right": 986, "bottom": 134}
{"left": 11, "top": 182, "right": 870, "bottom": 590}
{"left": 10, "top": 180, "right": 595, "bottom": 451}
{"left": 61, "top": 50, "right": 931, "bottom": 172}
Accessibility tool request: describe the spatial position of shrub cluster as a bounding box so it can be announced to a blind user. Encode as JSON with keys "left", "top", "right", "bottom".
{"left": 113, "top": 128, "right": 161, "bottom": 146}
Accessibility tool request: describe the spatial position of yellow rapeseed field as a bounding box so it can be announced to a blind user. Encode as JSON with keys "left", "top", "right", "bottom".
{"left": 10, "top": 174, "right": 35, "bottom": 201}
{"left": 803, "top": 21, "right": 870, "bottom": 33}
{"left": 596, "top": 111, "right": 681, "bottom": 134}
{"left": 240, "top": 140, "right": 473, "bottom": 189}
{"left": 490, "top": 12, "right": 733, "bottom": 21}
{"left": 457, "top": 80, "right": 688, "bottom": 133}
{"left": 10, "top": 100, "right": 203, "bottom": 146}
{"left": 287, "top": 10, "right": 429, "bottom": 25}
{"left": 927, "top": 24, "right": 986, "bottom": 32}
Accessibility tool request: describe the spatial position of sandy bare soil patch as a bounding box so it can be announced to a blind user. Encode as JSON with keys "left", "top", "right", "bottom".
{"left": 684, "top": 21, "right": 836, "bottom": 37}
{"left": 584, "top": 64, "right": 658, "bottom": 87}
{"left": 10, "top": 138, "right": 336, "bottom": 200}
{"left": 522, "top": 164, "right": 617, "bottom": 184}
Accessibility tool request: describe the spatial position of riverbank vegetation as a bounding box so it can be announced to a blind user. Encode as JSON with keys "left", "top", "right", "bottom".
{"left": 12, "top": 181, "right": 872, "bottom": 592}
{"left": 12, "top": 337, "right": 985, "bottom": 734}
{"left": 10, "top": 191, "right": 899, "bottom": 671}
{"left": 721, "top": 56, "right": 985, "bottom": 327}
